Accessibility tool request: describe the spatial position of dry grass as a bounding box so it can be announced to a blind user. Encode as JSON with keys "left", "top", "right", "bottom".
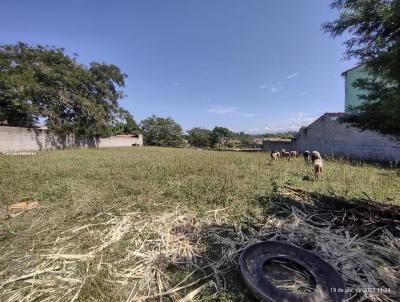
{"left": 0, "top": 209, "right": 206, "bottom": 301}
{"left": 0, "top": 147, "right": 399, "bottom": 301}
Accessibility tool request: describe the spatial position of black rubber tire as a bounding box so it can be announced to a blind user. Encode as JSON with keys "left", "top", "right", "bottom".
{"left": 240, "top": 241, "right": 345, "bottom": 302}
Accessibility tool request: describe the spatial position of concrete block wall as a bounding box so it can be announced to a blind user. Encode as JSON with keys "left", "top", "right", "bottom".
{"left": 295, "top": 114, "right": 400, "bottom": 162}
{"left": 262, "top": 140, "right": 293, "bottom": 152}
{"left": 0, "top": 126, "right": 143, "bottom": 152}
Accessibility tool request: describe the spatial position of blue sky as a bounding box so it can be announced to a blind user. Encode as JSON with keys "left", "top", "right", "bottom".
{"left": 1, "top": 0, "right": 357, "bottom": 133}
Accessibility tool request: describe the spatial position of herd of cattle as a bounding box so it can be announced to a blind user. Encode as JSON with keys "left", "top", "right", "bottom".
{"left": 270, "top": 150, "right": 324, "bottom": 179}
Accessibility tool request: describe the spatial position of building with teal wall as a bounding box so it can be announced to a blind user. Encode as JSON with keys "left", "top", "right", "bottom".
{"left": 341, "top": 64, "right": 368, "bottom": 112}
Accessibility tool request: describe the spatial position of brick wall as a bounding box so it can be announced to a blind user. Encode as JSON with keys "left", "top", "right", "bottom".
{"left": 0, "top": 126, "right": 143, "bottom": 152}
{"left": 295, "top": 114, "right": 400, "bottom": 162}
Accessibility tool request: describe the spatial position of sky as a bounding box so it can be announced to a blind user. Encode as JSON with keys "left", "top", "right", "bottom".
{"left": 1, "top": 0, "right": 357, "bottom": 134}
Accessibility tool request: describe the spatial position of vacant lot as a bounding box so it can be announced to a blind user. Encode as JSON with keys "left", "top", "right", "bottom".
{"left": 1, "top": 147, "right": 399, "bottom": 301}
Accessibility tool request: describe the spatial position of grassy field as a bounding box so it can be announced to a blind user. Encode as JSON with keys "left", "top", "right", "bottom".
{"left": 1, "top": 147, "right": 399, "bottom": 301}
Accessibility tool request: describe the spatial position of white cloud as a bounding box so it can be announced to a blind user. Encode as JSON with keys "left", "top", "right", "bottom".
{"left": 270, "top": 86, "right": 281, "bottom": 93}
{"left": 286, "top": 73, "right": 299, "bottom": 79}
{"left": 259, "top": 73, "right": 298, "bottom": 94}
{"left": 260, "top": 82, "right": 282, "bottom": 94}
{"left": 207, "top": 105, "right": 237, "bottom": 114}
{"left": 236, "top": 113, "right": 260, "bottom": 117}
{"left": 263, "top": 112, "right": 319, "bottom": 133}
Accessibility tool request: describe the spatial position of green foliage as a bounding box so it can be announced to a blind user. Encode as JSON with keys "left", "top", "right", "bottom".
{"left": 323, "top": 0, "right": 400, "bottom": 136}
{"left": 187, "top": 127, "right": 212, "bottom": 148}
{"left": 112, "top": 114, "right": 139, "bottom": 135}
{"left": 0, "top": 42, "right": 131, "bottom": 136}
{"left": 185, "top": 127, "right": 295, "bottom": 149}
{"left": 211, "top": 126, "right": 233, "bottom": 150}
{"left": 139, "top": 115, "right": 184, "bottom": 147}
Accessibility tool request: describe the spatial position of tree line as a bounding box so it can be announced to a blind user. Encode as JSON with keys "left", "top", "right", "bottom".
{"left": 140, "top": 115, "right": 251, "bottom": 149}
{"left": 139, "top": 116, "right": 296, "bottom": 149}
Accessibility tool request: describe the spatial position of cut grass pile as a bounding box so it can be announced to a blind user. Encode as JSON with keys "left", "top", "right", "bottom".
{"left": 0, "top": 147, "right": 399, "bottom": 301}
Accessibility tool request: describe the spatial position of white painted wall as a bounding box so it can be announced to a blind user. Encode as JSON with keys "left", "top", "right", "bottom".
{"left": 0, "top": 126, "right": 143, "bottom": 152}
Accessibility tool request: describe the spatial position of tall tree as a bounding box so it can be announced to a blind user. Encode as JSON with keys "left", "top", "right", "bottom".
{"left": 187, "top": 127, "right": 212, "bottom": 148}
{"left": 0, "top": 42, "right": 132, "bottom": 136}
{"left": 211, "top": 127, "right": 232, "bottom": 151}
{"left": 323, "top": 0, "right": 400, "bottom": 136}
{"left": 140, "top": 115, "right": 184, "bottom": 147}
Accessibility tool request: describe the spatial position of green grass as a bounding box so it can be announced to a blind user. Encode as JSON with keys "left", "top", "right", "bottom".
{"left": 1, "top": 147, "right": 399, "bottom": 214}
{"left": 1, "top": 147, "right": 399, "bottom": 301}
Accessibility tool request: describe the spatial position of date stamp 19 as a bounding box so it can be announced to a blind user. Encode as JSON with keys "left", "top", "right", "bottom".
{"left": 330, "top": 287, "right": 391, "bottom": 294}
